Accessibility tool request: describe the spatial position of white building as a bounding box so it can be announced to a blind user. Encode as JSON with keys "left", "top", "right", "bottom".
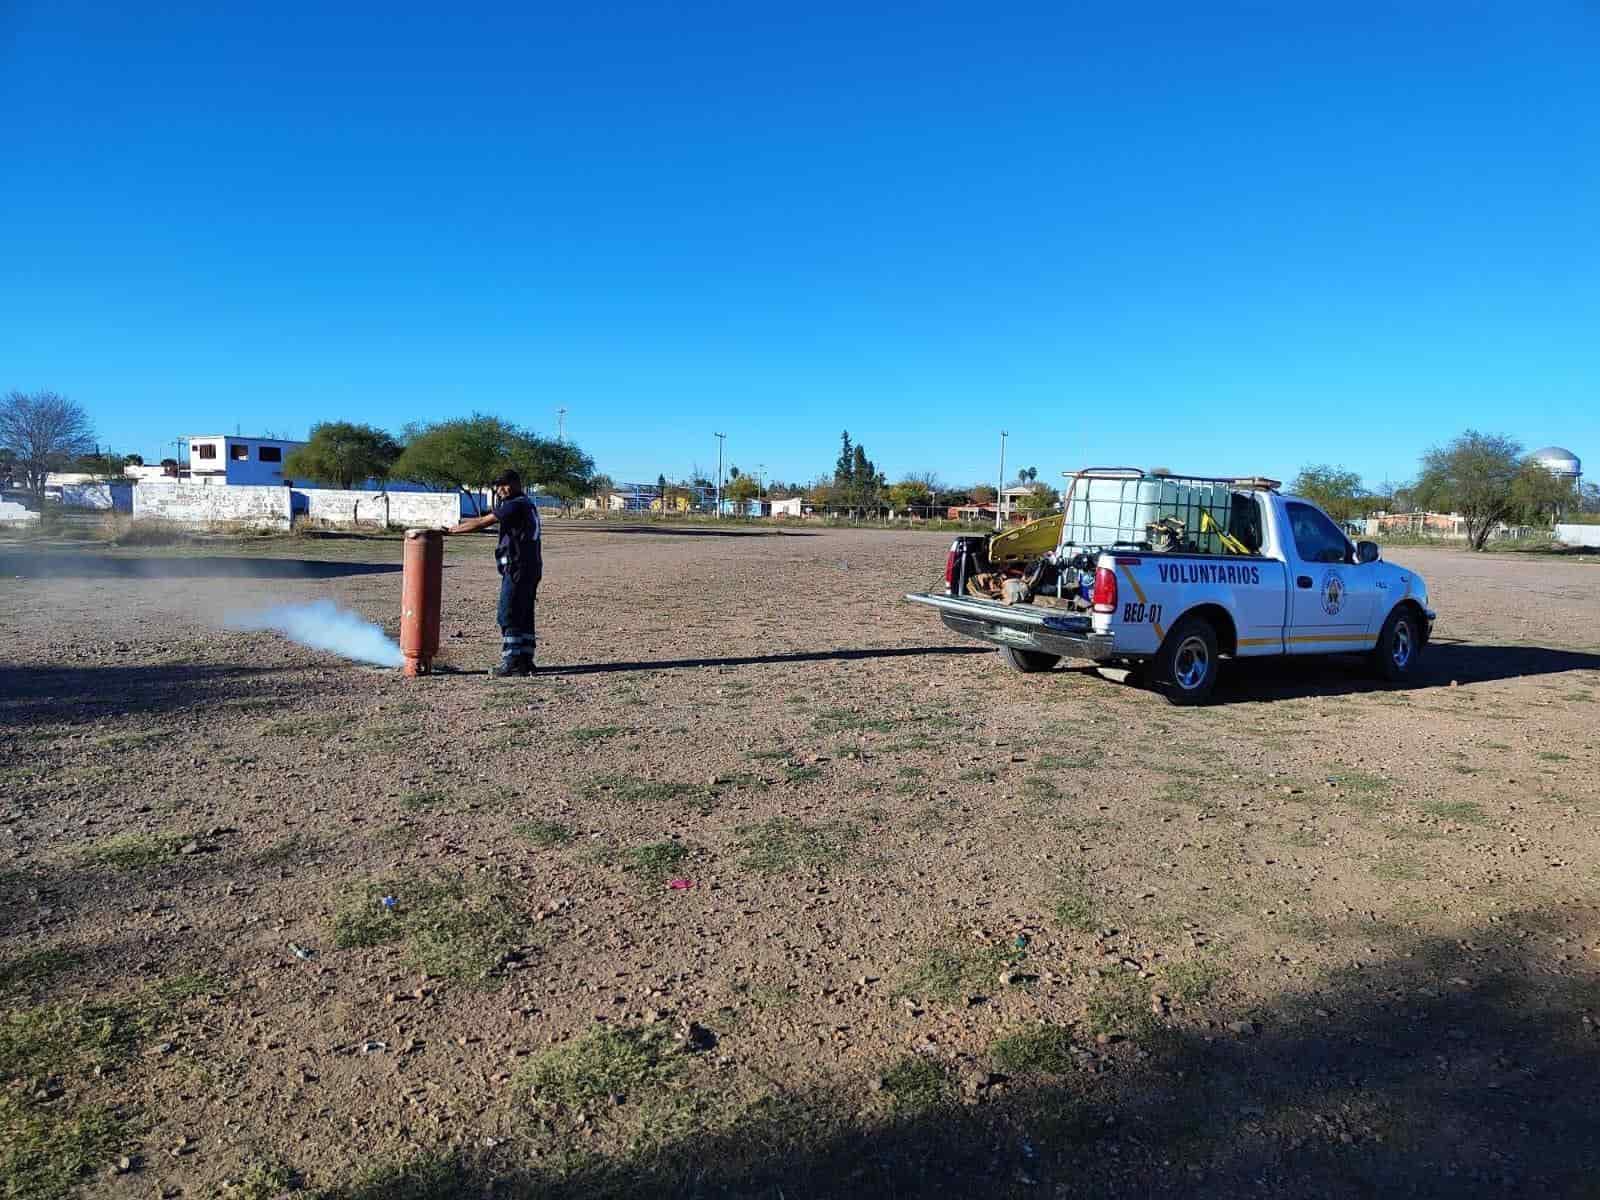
{"left": 999, "top": 485, "right": 1039, "bottom": 520}
{"left": 188, "top": 435, "right": 306, "bottom": 486}
{"left": 769, "top": 496, "right": 804, "bottom": 518}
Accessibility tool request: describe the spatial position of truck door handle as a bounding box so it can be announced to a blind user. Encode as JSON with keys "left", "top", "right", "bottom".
{"left": 1296, "top": 576, "right": 1312, "bottom": 589}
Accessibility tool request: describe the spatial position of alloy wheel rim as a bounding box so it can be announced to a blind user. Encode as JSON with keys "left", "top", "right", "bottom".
{"left": 1174, "top": 637, "right": 1210, "bottom": 690}
{"left": 1393, "top": 620, "right": 1413, "bottom": 668}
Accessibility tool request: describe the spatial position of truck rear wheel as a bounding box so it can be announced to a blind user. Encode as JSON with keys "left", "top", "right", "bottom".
{"left": 998, "top": 645, "right": 1061, "bottom": 673}
{"left": 1153, "top": 616, "right": 1220, "bottom": 705}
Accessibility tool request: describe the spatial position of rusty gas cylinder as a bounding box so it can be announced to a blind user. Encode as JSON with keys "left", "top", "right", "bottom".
{"left": 400, "top": 528, "right": 444, "bottom": 676}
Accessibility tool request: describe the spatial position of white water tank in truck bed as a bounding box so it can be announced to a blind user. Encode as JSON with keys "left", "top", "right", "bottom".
{"left": 1062, "top": 476, "right": 1237, "bottom": 552}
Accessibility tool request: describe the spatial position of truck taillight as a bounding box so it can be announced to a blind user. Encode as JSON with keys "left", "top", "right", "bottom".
{"left": 944, "top": 548, "right": 959, "bottom": 590}
{"left": 1091, "top": 566, "right": 1117, "bottom": 613}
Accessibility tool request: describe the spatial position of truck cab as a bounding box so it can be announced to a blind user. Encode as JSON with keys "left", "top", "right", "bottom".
{"left": 906, "top": 469, "right": 1434, "bottom": 704}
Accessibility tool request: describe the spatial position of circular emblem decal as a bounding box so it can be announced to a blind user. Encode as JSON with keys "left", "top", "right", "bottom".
{"left": 1320, "top": 569, "right": 1346, "bottom": 616}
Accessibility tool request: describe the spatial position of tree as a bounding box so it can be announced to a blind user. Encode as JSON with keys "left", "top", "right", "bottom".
{"left": 589, "top": 473, "right": 617, "bottom": 504}
{"left": 834, "top": 432, "right": 854, "bottom": 485}
{"left": 970, "top": 484, "right": 997, "bottom": 506}
{"left": 283, "top": 421, "right": 401, "bottom": 490}
{"left": 1289, "top": 464, "right": 1366, "bottom": 523}
{"left": 74, "top": 450, "right": 128, "bottom": 480}
{"left": 544, "top": 479, "right": 584, "bottom": 516}
{"left": 125, "top": 453, "right": 144, "bottom": 467}
{"left": 829, "top": 430, "right": 886, "bottom": 512}
{"left": 0, "top": 390, "right": 96, "bottom": 493}
{"left": 391, "top": 415, "right": 594, "bottom": 513}
{"left": 1017, "top": 483, "right": 1060, "bottom": 515}
{"left": 846, "top": 443, "right": 884, "bottom": 511}
{"left": 1511, "top": 460, "right": 1579, "bottom": 526}
{"left": 805, "top": 476, "right": 840, "bottom": 508}
{"left": 725, "top": 474, "right": 760, "bottom": 510}
{"left": 519, "top": 435, "right": 595, "bottom": 496}
{"left": 1410, "top": 431, "right": 1523, "bottom": 551}
{"left": 887, "top": 478, "right": 933, "bottom": 512}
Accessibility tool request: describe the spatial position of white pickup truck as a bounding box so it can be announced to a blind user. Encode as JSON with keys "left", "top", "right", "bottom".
{"left": 906, "top": 468, "right": 1434, "bottom": 704}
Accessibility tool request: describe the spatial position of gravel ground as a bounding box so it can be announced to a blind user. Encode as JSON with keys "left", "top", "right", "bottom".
{"left": 3, "top": 526, "right": 1600, "bottom": 1199}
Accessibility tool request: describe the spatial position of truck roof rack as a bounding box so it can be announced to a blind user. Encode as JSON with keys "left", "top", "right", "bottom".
{"left": 1061, "top": 467, "right": 1281, "bottom": 492}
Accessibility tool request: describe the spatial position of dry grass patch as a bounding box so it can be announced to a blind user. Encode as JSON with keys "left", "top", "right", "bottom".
{"left": 332, "top": 873, "right": 524, "bottom": 981}
{"left": 990, "top": 1024, "right": 1077, "bottom": 1074}
{"left": 734, "top": 818, "right": 860, "bottom": 874}
{"left": 514, "top": 818, "right": 576, "bottom": 848}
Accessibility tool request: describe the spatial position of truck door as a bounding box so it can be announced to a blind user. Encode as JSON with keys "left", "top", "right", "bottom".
{"left": 1282, "top": 500, "right": 1379, "bottom": 652}
{"left": 1222, "top": 492, "right": 1288, "bottom": 655}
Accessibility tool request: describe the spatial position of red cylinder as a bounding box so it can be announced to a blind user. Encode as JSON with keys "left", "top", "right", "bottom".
{"left": 400, "top": 528, "right": 443, "bottom": 676}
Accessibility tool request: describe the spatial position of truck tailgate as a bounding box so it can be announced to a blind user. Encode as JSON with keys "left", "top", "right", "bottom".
{"left": 904, "top": 592, "right": 1115, "bottom": 661}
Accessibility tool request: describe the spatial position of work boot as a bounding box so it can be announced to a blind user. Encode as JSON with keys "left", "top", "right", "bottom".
{"left": 488, "top": 659, "right": 534, "bottom": 678}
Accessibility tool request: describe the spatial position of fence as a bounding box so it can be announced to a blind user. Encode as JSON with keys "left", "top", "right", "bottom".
{"left": 60, "top": 482, "right": 134, "bottom": 512}
{"left": 299, "top": 488, "right": 459, "bottom": 529}
{"left": 123, "top": 482, "right": 468, "bottom": 531}
{"left": 132, "top": 482, "right": 292, "bottom": 529}
{"left": 1555, "top": 523, "right": 1600, "bottom": 548}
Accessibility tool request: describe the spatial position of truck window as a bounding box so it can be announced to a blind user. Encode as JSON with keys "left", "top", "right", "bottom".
{"left": 1286, "top": 501, "right": 1349, "bottom": 564}
{"left": 1227, "top": 493, "right": 1263, "bottom": 554}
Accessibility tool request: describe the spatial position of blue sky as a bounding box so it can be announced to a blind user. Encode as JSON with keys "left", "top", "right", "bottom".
{"left": 3, "top": 2, "right": 1596, "bottom": 490}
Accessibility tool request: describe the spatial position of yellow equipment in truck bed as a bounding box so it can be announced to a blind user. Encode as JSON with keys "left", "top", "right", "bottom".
{"left": 987, "top": 512, "right": 1065, "bottom": 563}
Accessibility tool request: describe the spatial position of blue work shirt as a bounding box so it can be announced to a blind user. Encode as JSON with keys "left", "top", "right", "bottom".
{"left": 493, "top": 494, "right": 543, "bottom": 580}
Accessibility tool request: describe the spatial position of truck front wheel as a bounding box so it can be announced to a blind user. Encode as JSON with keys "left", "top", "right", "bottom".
{"left": 1153, "top": 616, "right": 1220, "bottom": 705}
{"left": 998, "top": 645, "right": 1061, "bottom": 673}
{"left": 1370, "top": 606, "right": 1422, "bottom": 683}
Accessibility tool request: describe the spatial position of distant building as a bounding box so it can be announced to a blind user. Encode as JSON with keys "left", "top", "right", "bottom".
{"left": 998, "top": 486, "right": 1036, "bottom": 520}
{"left": 769, "top": 496, "right": 804, "bottom": 518}
{"left": 188, "top": 435, "right": 305, "bottom": 485}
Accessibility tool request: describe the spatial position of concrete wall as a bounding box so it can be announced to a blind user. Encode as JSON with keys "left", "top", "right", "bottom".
{"left": 1555, "top": 523, "right": 1600, "bottom": 548}
{"left": 61, "top": 482, "right": 134, "bottom": 512}
{"left": 0, "top": 498, "right": 40, "bottom": 525}
{"left": 300, "top": 488, "right": 458, "bottom": 529}
{"left": 132, "top": 482, "right": 292, "bottom": 529}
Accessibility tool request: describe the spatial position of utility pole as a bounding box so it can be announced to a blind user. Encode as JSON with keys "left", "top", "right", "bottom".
{"left": 996, "top": 430, "right": 1008, "bottom": 532}
{"left": 713, "top": 432, "right": 726, "bottom": 517}
{"left": 556, "top": 407, "right": 567, "bottom": 442}
{"left": 757, "top": 463, "right": 766, "bottom": 500}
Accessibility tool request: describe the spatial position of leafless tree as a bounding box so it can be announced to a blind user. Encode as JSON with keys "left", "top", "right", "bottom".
{"left": 0, "top": 391, "right": 96, "bottom": 494}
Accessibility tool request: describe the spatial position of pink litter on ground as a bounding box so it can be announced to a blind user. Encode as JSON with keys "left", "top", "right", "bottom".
{"left": 667, "top": 878, "right": 695, "bottom": 890}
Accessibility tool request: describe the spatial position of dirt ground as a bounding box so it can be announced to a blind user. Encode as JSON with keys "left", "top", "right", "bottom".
{"left": 3, "top": 524, "right": 1600, "bottom": 1199}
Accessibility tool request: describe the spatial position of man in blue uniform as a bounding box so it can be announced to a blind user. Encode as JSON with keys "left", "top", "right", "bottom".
{"left": 445, "top": 470, "right": 542, "bottom": 676}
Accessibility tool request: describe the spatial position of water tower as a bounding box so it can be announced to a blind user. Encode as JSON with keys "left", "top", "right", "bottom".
{"left": 1532, "top": 446, "right": 1582, "bottom": 481}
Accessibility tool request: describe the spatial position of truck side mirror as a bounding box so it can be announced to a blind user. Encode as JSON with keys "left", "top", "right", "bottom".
{"left": 1356, "top": 540, "right": 1380, "bottom": 564}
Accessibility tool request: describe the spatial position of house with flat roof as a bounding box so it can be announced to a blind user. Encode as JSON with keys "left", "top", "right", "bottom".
{"left": 188, "top": 435, "right": 305, "bottom": 485}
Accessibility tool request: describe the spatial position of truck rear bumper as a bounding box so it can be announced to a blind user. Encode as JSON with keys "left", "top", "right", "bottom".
{"left": 904, "top": 592, "right": 1122, "bottom": 663}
